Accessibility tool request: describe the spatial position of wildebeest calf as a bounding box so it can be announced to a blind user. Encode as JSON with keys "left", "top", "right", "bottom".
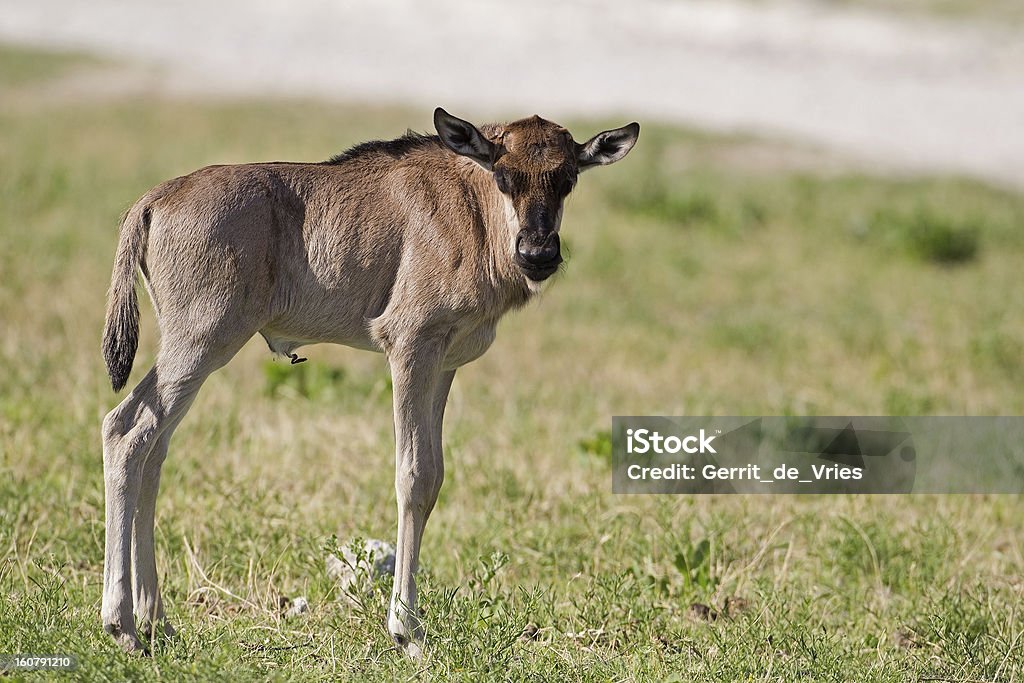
{"left": 100, "top": 108, "right": 639, "bottom": 656}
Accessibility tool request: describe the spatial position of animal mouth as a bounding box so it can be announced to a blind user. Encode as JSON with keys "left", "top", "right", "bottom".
{"left": 515, "top": 230, "right": 562, "bottom": 281}
{"left": 516, "top": 254, "right": 562, "bottom": 281}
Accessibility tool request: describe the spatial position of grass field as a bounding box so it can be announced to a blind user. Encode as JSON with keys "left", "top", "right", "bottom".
{"left": 1, "top": 45, "right": 1023, "bottom": 681}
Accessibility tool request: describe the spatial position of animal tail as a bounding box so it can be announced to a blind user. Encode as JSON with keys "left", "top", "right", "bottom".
{"left": 102, "top": 202, "right": 151, "bottom": 392}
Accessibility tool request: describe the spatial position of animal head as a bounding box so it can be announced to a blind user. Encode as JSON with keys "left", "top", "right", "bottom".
{"left": 434, "top": 107, "right": 640, "bottom": 282}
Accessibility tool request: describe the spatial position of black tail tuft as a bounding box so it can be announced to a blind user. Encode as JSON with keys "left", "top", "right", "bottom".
{"left": 102, "top": 296, "right": 139, "bottom": 392}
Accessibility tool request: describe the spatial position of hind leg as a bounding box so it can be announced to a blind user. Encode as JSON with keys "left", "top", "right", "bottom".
{"left": 131, "top": 408, "right": 189, "bottom": 641}
{"left": 102, "top": 368, "right": 161, "bottom": 652}
{"left": 101, "top": 338, "right": 241, "bottom": 652}
{"left": 101, "top": 367, "right": 203, "bottom": 651}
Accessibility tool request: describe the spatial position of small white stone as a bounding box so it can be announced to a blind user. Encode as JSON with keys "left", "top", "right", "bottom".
{"left": 326, "top": 538, "right": 396, "bottom": 599}
{"left": 285, "top": 596, "right": 309, "bottom": 617}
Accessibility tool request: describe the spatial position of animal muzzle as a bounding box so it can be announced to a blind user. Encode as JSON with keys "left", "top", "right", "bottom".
{"left": 515, "top": 230, "right": 562, "bottom": 281}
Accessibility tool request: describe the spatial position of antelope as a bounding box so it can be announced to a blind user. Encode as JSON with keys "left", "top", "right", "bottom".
{"left": 100, "top": 108, "right": 639, "bottom": 656}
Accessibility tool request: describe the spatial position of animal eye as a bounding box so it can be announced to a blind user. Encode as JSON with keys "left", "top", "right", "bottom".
{"left": 493, "top": 170, "right": 511, "bottom": 194}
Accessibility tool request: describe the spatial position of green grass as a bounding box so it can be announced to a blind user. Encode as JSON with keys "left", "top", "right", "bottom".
{"left": 1, "top": 45, "right": 1023, "bottom": 681}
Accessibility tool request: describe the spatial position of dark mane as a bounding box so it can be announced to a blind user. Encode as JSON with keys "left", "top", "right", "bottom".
{"left": 325, "top": 130, "right": 441, "bottom": 164}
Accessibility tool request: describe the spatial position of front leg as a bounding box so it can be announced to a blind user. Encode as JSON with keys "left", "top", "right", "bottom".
{"left": 386, "top": 340, "right": 449, "bottom": 658}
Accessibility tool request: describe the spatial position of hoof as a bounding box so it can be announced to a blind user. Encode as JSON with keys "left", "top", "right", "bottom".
{"left": 391, "top": 631, "right": 425, "bottom": 661}
{"left": 388, "top": 612, "right": 425, "bottom": 660}
{"left": 104, "top": 624, "right": 147, "bottom": 654}
{"left": 401, "top": 638, "right": 424, "bottom": 661}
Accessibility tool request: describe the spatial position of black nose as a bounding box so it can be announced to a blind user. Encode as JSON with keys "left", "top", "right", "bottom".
{"left": 517, "top": 231, "right": 560, "bottom": 266}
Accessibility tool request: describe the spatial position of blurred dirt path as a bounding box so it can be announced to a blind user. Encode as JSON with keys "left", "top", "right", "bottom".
{"left": 1, "top": 0, "right": 1022, "bottom": 188}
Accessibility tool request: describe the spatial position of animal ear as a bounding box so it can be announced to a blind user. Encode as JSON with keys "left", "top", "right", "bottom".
{"left": 576, "top": 122, "right": 640, "bottom": 171}
{"left": 434, "top": 107, "right": 501, "bottom": 170}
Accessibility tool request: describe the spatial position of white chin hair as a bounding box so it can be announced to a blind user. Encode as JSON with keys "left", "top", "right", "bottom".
{"left": 526, "top": 276, "right": 551, "bottom": 294}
